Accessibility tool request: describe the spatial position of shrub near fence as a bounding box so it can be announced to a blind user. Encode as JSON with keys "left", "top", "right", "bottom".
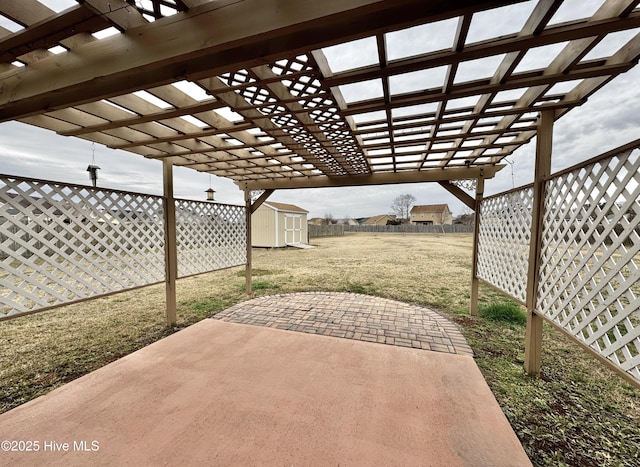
{"left": 344, "top": 224, "right": 474, "bottom": 234}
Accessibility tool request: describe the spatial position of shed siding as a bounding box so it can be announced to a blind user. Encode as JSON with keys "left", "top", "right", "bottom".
{"left": 251, "top": 203, "right": 308, "bottom": 247}
{"left": 251, "top": 207, "right": 277, "bottom": 247}
{"left": 302, "top": 216, "right": 308, "bottom": 243}
{"left": 277, "top": 211, "right": 287, "bottom": 246}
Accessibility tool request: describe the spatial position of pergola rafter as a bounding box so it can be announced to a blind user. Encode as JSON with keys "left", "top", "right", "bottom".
{"left": 0, "top": 0, "right": 638, "bottom": 188}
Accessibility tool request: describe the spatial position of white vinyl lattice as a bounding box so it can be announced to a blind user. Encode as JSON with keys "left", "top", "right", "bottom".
{"left": 250, "top": 190, "right": 265, "bottom": 203}
{"left": 0, "top": 176, "right": 165, "bottom": 318}
{"left": 176, "top": 200, "right": 246, "bottom": 277}
{"left": 538, "top": 149, "right": 640, "bottom": 382}
{"left": 477, "top": 187, "right": 533, "bottom": 303}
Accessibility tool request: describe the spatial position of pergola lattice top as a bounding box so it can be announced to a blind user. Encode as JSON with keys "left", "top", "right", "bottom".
{"left": 1, "top": 0, "right": 639, "bottom": 189}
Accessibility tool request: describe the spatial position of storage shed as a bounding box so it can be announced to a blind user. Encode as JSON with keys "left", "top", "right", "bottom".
{"left": 251, "top": 202, "right": 309, "bottom": 247}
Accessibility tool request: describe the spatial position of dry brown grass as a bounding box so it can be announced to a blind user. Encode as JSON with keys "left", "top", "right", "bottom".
{"left": 250, "top": 232, "right": 482, "bottom": 310}
{"left": 1, "top": 232, "right": 638, "bottom": 466}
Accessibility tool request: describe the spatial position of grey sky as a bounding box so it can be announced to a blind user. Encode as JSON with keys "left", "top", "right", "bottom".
{"left": 0, "top": 0, "right": 638, "bottom": 219}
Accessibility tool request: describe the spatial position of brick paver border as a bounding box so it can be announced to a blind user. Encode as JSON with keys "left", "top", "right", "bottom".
{"left": 214, "top": 292, "right": 473, "bottom": 356}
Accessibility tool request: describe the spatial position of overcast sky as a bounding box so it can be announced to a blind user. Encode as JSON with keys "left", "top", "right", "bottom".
{"left": 0, "top": 0, "right": 638, "bottom": 219}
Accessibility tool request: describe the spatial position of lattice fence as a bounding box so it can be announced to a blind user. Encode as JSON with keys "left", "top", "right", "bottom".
{"left": 0, "top": 176, "right": 165, "bottom": 319}
{"left": 176, "top": 200, "right": 246, "bottom": 277}
{"left": 476, "top": 186, "right": 534, "bottom": 303}
{"left": 1, "top": 176, "right": 248, "bottom": 320}
{"left": 537, "top": 148, "right": 640, "bottom": 382}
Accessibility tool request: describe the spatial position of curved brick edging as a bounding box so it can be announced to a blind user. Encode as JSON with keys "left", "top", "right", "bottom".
{"left": 213, "top": 292, "right": 473, "bottom": 356}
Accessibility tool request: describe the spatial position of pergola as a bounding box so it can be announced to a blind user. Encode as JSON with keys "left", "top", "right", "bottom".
{"left": 1, "top": 0, "right": 639, "bottom": 382}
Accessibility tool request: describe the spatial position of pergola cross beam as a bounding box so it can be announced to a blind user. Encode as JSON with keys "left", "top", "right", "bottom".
{"left": 0, "top": 0, "right": 522, "bottom": 121}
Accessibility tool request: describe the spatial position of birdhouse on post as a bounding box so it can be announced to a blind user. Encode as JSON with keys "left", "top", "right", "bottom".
{"left": 205, "top": 187, "right": 215, "bottom": 201}
{"left": 87, "top": 164, "right": 100, "bottom": 187}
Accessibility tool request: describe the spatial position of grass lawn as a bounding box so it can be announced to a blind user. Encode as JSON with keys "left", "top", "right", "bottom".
{"left": 1, "top": 233, "right": 638, "bottom": 466}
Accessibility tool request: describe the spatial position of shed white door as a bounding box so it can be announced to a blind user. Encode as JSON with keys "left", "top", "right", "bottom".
{"left": 284, "top": 215, "right": 302, "bottom": 244}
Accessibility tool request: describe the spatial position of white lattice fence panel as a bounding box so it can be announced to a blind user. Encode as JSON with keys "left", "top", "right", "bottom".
{"left": 538, "top": 148, "right": 640, "bottom": 383}
{"left": 477, "top": 187, "right": 533, "bottom": 303}
{"left": 0, "top": 176, "right": 165, "bottom": 319}
{"left": 176, "top": 200, "right": 246, "bottom": 277}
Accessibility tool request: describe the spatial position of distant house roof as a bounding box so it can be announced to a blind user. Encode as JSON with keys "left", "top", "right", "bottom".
{"left": 363, "top": 214, "right": 395, "bottom": 224}
{"left": 337, "top": 218, "right": 359, "bottom": 225}
{"left": 263, "top": 202, "right": 308, "bottom": 213}
{"left": 410, "top": 204, "right": 450, "bottom": 213}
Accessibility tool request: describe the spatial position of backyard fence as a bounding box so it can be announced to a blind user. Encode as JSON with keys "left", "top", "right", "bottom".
{"left": 0, "top": 174, "right": 245, "bottom": 320}
{"left": 477, "top": 143, "right": 640, "bottom": 385}
{"left": 344, "top": 224, "right": 473, "bottom": 234}
{"left": 308, "top": 224, "right": 344, "bottom": 237}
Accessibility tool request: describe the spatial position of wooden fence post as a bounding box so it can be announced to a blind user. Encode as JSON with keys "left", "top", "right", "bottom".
{"left": 162, "top": 160, "right": 177, "bottom": 326}
{"left": 469, "top": 176, "right": 484, "bottom": 315}
{"left": 244, "top": 188, "right": 252, "bottom": 295}
{"left": 524, "top": 109, "right": 553, "bottom": 376}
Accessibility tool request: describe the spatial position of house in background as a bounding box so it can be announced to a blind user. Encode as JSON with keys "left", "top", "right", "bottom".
{"left": 252, "top": 202, "right": 309, "bottom": 247}
{"left": 453, "top": 213, "right": 475, "bottom": 225}
{"left": 363, "top": 214, "right": 396, "bottom": 225}
{"left": 308, "top": 217, "right": 327, "bottom": 226}
{"left": 410, "top": 204, "right": 452, "bottom": 226}
{"left": 337, "top": 218, "right": 359, "bottom": 225}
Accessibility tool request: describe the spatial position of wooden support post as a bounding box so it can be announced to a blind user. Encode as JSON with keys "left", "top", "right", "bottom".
{"left": 244, "top": 189, "right": 252, "bottom": 296}
{"left": 469, "top": 176, "right": 484, "bottom": 316}
{"left": 438, "top": 180, "right": 475, "bottom": 211}
{"left": 242, "top": 188, "right": 274, "bottom": 295}
{"left": 162, "top": 160, "right": 177, "bottom": 326}
{"left": 524, "top": 109, "right": 554, "bottom": 377}
{"left": 250, "top": 189, "right": 274, "bottom": 214}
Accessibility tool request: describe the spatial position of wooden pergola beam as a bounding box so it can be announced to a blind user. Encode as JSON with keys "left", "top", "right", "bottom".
{"left": 340, "top": 61, "right": 634, "bottom": 116}
{"left": 322, "top": 10, "right": 640, "bottom": 87}
{"left": 0, "top": 5, "right": 109, "bottom": 63}
{"left": 0, "top": 0, "right": 55, "bottom": 25}
{"left": 239, "top": 164, "right": 504, "bottom": 190}
{"left": 59, "top": 99, "right": 224, "bottom": 136}
{"left": 438, "top": 181, "right": 476, "bottom": 211}
{"left": 436, "top": 0, "right": 563, "bottom": 168}
{"left": 0, "top": 0, "right": 524, "bottom": 122}
{"left": 349, "top": 99, "right": 584, "bottom": 138}
{"left": 469, "top": 1, "right": 640, "bottom": 166}
{"left": 81, "top": 0, "right": 148, "bottom": 31}
{"left": 250, "top": 189, "right": 275, "bottom": 214}
{"left": 362, "top": 125, "right": 538, "bottom": 150}
{"left": 251, "top": 64, "right": 364, "bottom": 176}
{"left": 198, "top": 75, "right": 339, "bottom": 176}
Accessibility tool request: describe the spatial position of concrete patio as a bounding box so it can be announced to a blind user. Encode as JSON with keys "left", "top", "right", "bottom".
{"left": 0, "top": 293, "right": 531, "bottom": 466}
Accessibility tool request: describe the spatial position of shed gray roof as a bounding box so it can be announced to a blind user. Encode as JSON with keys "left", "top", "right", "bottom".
{"left": 263, "top": 202, "right": 308, "bottom": 214}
